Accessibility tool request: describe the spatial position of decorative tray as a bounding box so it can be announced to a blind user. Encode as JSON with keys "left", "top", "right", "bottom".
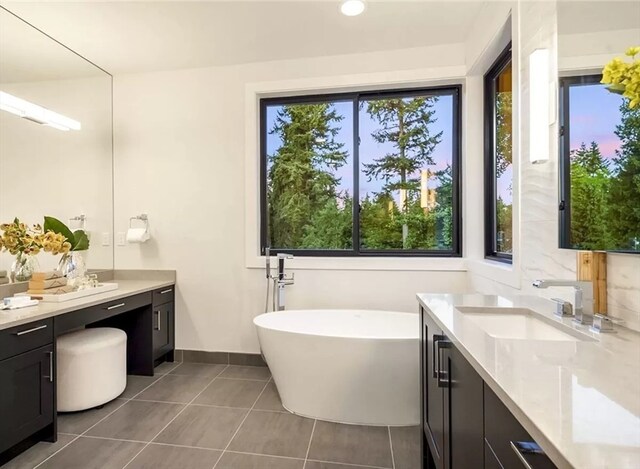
{"left": 16, "top": 283, "right": 119, "bottom": 303}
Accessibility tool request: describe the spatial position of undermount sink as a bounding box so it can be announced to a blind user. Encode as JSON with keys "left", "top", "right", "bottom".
{"left": 456, "top": 307, "right": 592, "bottom": 342}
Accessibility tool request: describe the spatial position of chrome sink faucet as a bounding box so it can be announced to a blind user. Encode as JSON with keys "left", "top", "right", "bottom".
{"left": 532, "top": 279, "right": 594, "bottom": 325}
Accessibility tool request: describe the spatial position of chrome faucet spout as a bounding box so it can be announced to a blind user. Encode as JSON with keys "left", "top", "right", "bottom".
{"left": 532, "top": 279, "right": 594, "bottom": 325}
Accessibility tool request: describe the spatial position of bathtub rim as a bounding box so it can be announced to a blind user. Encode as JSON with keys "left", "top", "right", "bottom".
{"left": 253, "top": 309, "right": 419, "bottom": 341}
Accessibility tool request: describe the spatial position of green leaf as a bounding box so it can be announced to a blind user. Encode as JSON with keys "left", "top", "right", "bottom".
{"left": 71, "top": 230, "right": 89, "bottom": 251}
{"left": 43, "top": 216, "right": 75, "bottom": 245}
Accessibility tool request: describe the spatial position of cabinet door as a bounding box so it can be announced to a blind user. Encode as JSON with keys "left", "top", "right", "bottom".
{"left": 0, "top": 345, "right": 54, "bottom": 454}
{"left": 446, "top": 344, "right": 484, "bottom": 469}
{"left": 421, "top": 309, "right": 446, "bottom": 469}
{"left": 153, "top": 302, "right": 174, "bottom": 359}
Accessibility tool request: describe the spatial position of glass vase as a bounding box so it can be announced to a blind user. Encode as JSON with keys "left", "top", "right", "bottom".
{"left": 57, "top": 251, "right": 88, "bottom": 284}
{"left": 11, "top": 252, "right": 40, "bottom": 282}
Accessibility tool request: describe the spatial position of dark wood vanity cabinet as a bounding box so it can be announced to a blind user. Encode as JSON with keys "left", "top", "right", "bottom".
{"left": 421, "top": 309, "right": 484, "bottom": 469}
{"left": 0, "top": 320, "right": 55, "bottom": 455}
{"left": 422, "top": 311, "right": 447, "bottom": 468}
{"left": 420, "top": 306, "right": 556, "bottom": 469}
{"left": 152, "top": 291, "right": 175, "bottom": 360}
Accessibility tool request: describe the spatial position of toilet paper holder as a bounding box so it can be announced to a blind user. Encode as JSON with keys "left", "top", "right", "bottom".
{"left": 129, "top": 214, "right": 149, "bottom": 230}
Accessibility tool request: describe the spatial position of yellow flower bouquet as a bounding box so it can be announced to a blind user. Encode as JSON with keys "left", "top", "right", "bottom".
{"left": 0, "top": 218, "right": 70, "bottom": 281}
{"left": 602, "top": 46, "right": 640, "bottom": 108}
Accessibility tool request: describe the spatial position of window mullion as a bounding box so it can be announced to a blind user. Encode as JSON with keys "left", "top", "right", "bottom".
{"left": 353, "top": 95, "right": 360, "bottom": 256}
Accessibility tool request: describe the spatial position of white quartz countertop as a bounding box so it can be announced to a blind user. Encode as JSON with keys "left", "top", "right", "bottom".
{"left": 0, "top": 279, "right": 175, "bottom": 331}
{"left": 417, "top": 293, "right": 640, "bottom": 469}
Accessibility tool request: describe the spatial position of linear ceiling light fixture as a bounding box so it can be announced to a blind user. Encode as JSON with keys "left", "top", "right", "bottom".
{"left": 341, "top": 0, "right": 366, "bottom": 16}
{"left": 0, "top": 91, "right": 81, "bottom": 131}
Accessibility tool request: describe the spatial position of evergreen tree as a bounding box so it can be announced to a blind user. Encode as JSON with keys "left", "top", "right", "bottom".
{"left": 495, "top": 91, "right": 513, "bottom": 178}
{"left": 300, "top": 195, "right": 353, "bottom": 249}
{"left": 363, "top": 96, "right": 443, "bottom": 247}
{"left": 570, "top": 142, "right": 612, "bottom": 250}
{"left": 607, "top": 101, "right": 640, "bottom": 250}
{"left": 268, "top": 104, "right": 347, "bottom": 248}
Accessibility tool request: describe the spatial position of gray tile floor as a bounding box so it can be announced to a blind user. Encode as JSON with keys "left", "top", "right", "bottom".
{"left": 3, "top": 362, "right": 420, "bottom": 469}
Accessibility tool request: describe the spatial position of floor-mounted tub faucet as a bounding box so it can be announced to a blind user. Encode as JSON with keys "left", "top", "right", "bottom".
{"left": 275, "top": 254, "right": 294, "bottom": 311}
{"left": 532, "top": 279, "right": 594, "bottom": 325}
{"left": 264, "top": 248, "right": 295, "bottom": 312}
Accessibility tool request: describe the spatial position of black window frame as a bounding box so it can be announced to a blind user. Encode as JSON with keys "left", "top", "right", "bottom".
{"left": 558, "top": 74, "right": 640, "bottom": 255}
{"left": 483, "top": 43, "right": 513, "bottom": 264}
{"left": 259, "top": 85, "right": 463, "bottom": 258}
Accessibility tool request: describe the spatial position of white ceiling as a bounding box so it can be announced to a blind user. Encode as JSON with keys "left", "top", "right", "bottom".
{"left": 0, "top": 1, "right": 484, "bottom": 75}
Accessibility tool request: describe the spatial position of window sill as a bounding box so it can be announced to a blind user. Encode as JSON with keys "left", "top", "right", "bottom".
{"left": 246, "top": 256, "right": 467, "bottom": 272}
{"left": 467, "top": 258, "right": 521, "bottom": 289}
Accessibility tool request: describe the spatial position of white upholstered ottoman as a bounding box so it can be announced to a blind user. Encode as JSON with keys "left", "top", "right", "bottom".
{"left": 57, "top": 327, "right": 127, "bottom": 412}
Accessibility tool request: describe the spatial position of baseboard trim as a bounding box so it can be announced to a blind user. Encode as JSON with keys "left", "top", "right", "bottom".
{"left": 177, "top": 349, "right": 266, "bottom": 367}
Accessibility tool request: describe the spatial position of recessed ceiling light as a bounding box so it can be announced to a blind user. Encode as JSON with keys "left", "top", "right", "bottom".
{"left": 341, "top": 0, "right": 366, "bottom": 17}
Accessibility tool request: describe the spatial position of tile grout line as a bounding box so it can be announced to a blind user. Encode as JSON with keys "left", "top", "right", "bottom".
{"left": 388, "top": 426, "right": 396, "bottom": 469}
{"left": 302, "top": 419, "right": 317, "bottom": 469}
{"left": 33, "top": 390, "right": 135, "bottom": 469}
{"left": 211, "top": 376, "right": 272, "bottom": 469}
{"left": 120, "top": 364, "right": 231, "bottom": 469}
{"left": 306, "top": 459, "right": 392, "bottom": 469}
{"left": 31, "top": 362, "right": 182, "bottom": 469}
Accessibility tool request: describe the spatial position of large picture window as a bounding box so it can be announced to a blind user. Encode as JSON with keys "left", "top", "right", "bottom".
{"left": 260, "top": 87, "right": 461, "bottom": 257}
{"left": 484, "top": 44, "right": 513, "bottom": 263}
{"left": 559, "top": 75, "right": 640, "bottom": 252}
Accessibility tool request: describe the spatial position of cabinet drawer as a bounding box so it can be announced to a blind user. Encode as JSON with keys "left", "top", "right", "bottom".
{"left": 152, "top": 286, "right": 175, "bottom": 306}
{"left": 0, "top": 319, "right": 53, "bottom": 361}
{"left": 484, "top": 383, "right": 556, "bottom": 469}
{"left": 55, "top": 292, "right": 152, "bottom": 335}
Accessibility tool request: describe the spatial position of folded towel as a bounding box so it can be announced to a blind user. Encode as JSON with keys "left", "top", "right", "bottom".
{"left": 27, "top": 285, "right": 74, "bottom": 295}
{"left": 29, "top": 278, "right": 67, "bottom": 290}
{"left": 0, "top": 277, "right": 9, "bottom": 285}
{"left": 31, "top": 271, "right": 63, "bottom": 281}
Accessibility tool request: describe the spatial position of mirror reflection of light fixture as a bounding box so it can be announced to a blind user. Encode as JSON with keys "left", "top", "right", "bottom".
{"left": 341, "top": 0, "right": 366, "bottom": 16}
{"left": 529, "top": 49, "right": 549, "bottom": 164}
{"left": 0, "top": 91, "right": 81, "bottom": 131}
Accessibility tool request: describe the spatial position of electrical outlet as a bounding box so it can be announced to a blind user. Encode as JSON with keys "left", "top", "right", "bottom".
{"left": 101, "top": 232, "right": 111, "bottom": 246}
{"left": 116, "top": 232, "right": 126, "bottom": 246}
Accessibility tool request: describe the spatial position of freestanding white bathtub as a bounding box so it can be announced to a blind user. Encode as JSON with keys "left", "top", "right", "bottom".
{"left": 253, "top": 309, "right": 419, "bottom": 426}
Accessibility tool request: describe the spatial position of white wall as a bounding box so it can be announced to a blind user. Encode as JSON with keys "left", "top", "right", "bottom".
{"left": 0, "top": 76, "right": 114, "bottom": 273}
{"left": 113, "top": 44, "right": 470, "bottom": 353}
{"left": 465, "top": 0, "right": 640, "bottom": 331}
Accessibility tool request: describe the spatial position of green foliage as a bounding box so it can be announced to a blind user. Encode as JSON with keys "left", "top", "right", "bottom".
{"left": 267, "top": 103, "right": 348, "bottom": 248}
{"left": 607, "top": 102, "right": 640, "bottom": 249}
{"left": 300, "top": 196, "right": 353, "bottom": 249}
{"left": 496, "top": 197, "right": 513, "bottom": 253}
{"left": 43, "top": 216, "right": 90, "bottom": 252}
{"left": 495, "top": 91, "right": 513, "bottom": 178}
{"left": 569, "top": 100, "right": 640, "bottom": 252}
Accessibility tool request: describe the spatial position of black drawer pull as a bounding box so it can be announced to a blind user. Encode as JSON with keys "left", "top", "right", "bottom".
{"left": 154, "top": 311, "right": 161, "bottom": 331}
{"left": 510, "top": 441, "right": 544, "bottom": 469}
{"left": 159, "top": 288, "right": 173, "bottom": 294}
{"left": 15, "top": 324, "right": 47, "bottom": 336}
{"left": 106, "top": 303, "right": 126, "bottom": 311}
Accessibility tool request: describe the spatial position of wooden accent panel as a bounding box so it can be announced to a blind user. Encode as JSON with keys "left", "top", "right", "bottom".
{"left": 576, "top": 251, "right": 607, "bottom": 314}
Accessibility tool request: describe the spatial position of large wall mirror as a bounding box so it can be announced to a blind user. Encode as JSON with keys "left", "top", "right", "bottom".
{"left": 0, "top": 7, "right": 113, "bottom": 279}
{"left": 557, "top": 0, "right": 640, "bottom": 253}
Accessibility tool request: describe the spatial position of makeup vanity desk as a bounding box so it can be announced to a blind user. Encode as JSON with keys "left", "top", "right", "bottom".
{"left": 0, "top": 278, "right": 176, "bottom": 463}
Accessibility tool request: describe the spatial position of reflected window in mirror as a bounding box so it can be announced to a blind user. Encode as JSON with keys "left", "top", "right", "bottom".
{"left": 559, "top": 75, "right": 640, "bottom": 253}
{"left": 484, "top": 43, "right": 513, "bottom": 263}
